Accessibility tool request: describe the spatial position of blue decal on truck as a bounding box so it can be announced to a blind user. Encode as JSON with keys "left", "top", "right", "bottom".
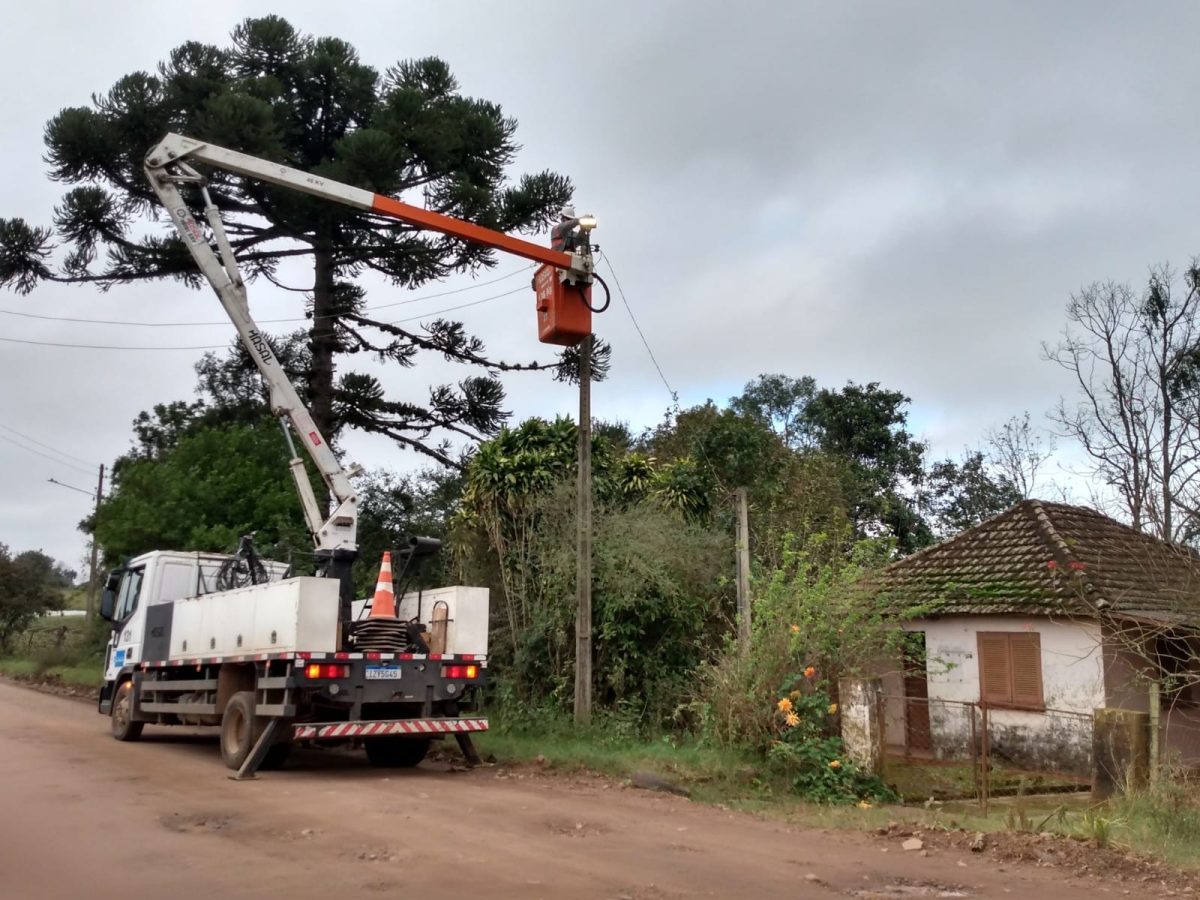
{"left": 114, "top": 648, "right": 126, "bottom": 668}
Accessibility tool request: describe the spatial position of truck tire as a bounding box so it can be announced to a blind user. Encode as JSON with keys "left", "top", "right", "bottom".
{"left": 220, "top": 691, "right": 262, "bottom": 770}
{"left": 111, "top": 681, "right": 144, "bottom": 742}
{"left": 364, "top": 737, "right": 430, "bottom": 768}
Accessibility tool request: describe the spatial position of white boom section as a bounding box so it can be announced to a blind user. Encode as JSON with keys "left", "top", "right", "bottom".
{"left": 144, "top": 151, "right": 357, "bottom": 555}
{"left": 144, "top": 133, "right": 590, "bottom": 276}
{"left": 147, "top": 133, "right": 377, "bottom": 209}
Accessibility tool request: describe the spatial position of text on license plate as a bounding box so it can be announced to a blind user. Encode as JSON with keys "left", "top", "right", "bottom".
{"left": 365, "top": 665, "right": 402, "bottom": 680}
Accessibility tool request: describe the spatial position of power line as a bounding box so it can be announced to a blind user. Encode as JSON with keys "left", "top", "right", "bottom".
{"left": 599, "top": 251, "right": 677, "bottom": 403}
{"left": 383, "top": 286, "right": 525, "bottom": 324}
{"left": 0, "top": 422, "right": 96, "bottom": 467}
{"left": 48, "top": 477, "right": 96, "bottom": 498}
{"left": 0, "top": 284, "right": 530, "bottom": 351}
{"left": 0, "top": 335, "right": 226, "bottom": 351}
{"left": 0, "top": 432, "right": 96, "bottom": 476}
{"left": 0, "top": 264, "right": 535, "bottom": 329}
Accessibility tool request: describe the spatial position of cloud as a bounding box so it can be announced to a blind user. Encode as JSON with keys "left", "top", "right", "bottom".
{"left": 4, "top": 1, "right": 1198, "bottom": 563}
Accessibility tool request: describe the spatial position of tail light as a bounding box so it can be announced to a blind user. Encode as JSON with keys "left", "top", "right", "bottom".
{"left": 305, "top": 663, "right": 350, "bottom": 679}
{"left": 441, "top": 664, "right": 479, "bottom": 680}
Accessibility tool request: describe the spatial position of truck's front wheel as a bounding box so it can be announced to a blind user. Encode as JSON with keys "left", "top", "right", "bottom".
{"left": 220, "top": 691, "right": 261, "bottom": 770}
{"left": 364, "top": 737, "right": 430, "bottom": 768}
{"left": 111, "top": 681, "right": 144, "bottom": 742}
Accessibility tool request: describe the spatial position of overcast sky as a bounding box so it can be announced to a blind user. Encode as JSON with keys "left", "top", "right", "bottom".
{"left": 3, "top": 1, "right": 1199, "bottom": 570}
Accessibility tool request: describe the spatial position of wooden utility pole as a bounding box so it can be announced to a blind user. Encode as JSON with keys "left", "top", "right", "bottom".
{"left": 86, "top": 464, "right": 105, "bottom": 623}
{"left": 574, "top": 335, "right": 593, "bottom": 725}
{"left": 735, "top": 486, "right": 751, "bottom": 654}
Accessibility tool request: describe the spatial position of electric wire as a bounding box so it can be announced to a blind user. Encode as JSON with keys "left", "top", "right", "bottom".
{"left": 0, "top": 264, "right": 535, "bottom": 329}
{"left": 47, "top": 477, "right": 96, "bottom": 498}
{"left": 598, "top": 251, "right": 677, "bottom": 403}
{"left": 0, "top": 422, "right": 96, "bottom": 467}
{"left": 0, "top": 284, "right": 529, "bottom": 351}
{"left": 0, "top": 432, "right": 97, "bottom": 476}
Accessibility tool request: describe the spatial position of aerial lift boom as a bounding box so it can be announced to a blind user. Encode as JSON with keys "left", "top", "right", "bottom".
{"left": 143, "top": 133, "right": 597, "bottom": 632}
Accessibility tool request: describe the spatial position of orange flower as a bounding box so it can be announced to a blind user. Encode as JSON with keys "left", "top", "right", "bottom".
{"left": 828, "top": 759, "right": 842, "bottom": 770}
{"left": 776, "top": 697, "right": 793, "bottom": 713}
{"left": 790, "top": 624, "right": 801, "bottom": 634}
{"left": 784, "top": 711, "right": 800, "bottom": 728}
{"left": 804, "top": 666, "right": 816, "bottom": 679}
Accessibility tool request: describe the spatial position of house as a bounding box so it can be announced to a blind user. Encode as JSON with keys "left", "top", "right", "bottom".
{"left": 873, "top": 500, "right": 1200, "bottom": 775}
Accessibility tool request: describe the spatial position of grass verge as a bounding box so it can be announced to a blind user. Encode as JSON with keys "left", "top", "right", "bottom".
{"left": 0, "top": 655, "right": 104, "bottom": 689}
{"left": 473, "top": 713, "right": 1200, "bottom": 871}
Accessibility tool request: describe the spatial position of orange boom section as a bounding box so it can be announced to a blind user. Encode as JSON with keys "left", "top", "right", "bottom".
{"left": 370, "top": 194, "right": 573, "bottom": 270}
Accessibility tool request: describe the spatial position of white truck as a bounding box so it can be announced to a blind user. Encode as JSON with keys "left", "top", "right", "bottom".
{"left": 96, "top": 134, "right": 596, "bottom": 776}
{"left": 99, "top": 548, "right": 488, "bottom": 773}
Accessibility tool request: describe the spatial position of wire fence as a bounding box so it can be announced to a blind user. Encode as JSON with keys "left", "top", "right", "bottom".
{"left": 877, "top": 694, "right": 1092, "bottom": 813}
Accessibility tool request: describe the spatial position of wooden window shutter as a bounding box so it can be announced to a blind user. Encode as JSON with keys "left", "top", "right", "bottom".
{"left": 978, "top": 633, "right": 1013, "bottom": 706}
{"left": 1009, "top": 632, "right": 1043, "bottom": 708}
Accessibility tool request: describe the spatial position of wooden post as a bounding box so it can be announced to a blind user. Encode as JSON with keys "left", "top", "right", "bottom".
{"left": 979, "top": 703, "right": 990, "bottom": 816}
{"left": 1149, "top": 679, "right": 1161, "bottom": 785}
{"left": 735, "top": 486, "right": 751, "bottom": 654}
{"left": 86, "top": 464, "right": 105, "bottom": 623}
{"left": 970, "top": 704, "right": 980, "bottom": 807}
{"left": 574, "top": 335, "right": 593, "bottom": 726}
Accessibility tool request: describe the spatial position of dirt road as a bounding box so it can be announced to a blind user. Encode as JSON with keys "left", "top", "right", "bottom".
{"left": 0, "top": 680, "right": 1169, "bottom": 900}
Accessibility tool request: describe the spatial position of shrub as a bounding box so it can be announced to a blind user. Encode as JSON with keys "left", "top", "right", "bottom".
{"left": 766, "top": 671, "right": 895, "bottom": 804}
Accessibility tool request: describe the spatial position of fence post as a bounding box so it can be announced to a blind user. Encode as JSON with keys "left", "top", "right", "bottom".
{"left": 876, "top": 691, "right": 888, "bottom": 779}
{"left": 838, "top": 677, "right": 884, "bottom": 776}
{"left": 1149, "top": 680, "right": 1161, "bottom": 786}
{"left": 979, "top": 703, "right": 989, "bottom": 817}
{"left": 969, "top": 703, "right": 979, "bottom": 811}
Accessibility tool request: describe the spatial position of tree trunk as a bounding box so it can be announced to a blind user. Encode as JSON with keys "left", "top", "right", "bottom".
{"left": 309, "top": 247, "right": 338, "bottom": 511}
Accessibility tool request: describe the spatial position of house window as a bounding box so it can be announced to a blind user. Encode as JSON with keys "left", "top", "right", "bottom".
{"left": 977, "top": 632, "right": 1044, "bottom": 710}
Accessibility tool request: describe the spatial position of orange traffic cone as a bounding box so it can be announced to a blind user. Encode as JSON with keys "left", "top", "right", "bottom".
{"left": 368, "top": 551, "right": 397, "bottom": 618}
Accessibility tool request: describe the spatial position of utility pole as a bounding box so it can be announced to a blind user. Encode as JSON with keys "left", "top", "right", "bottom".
{"left": 574, "top": 334, "right": 593, "bottom": 726}
{"left": 86, "top": 464, "right": 105, "bottom": 623}
{"left": 735, "top": 486, "right": 751, "bottom": 654}
{"left": 49, "top": 467, "right": 105, "bottom": 622}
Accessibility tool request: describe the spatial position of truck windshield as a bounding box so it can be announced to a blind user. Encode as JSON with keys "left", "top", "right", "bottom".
{"left": 114, "top": 568, "right": 144, "bottom": 622}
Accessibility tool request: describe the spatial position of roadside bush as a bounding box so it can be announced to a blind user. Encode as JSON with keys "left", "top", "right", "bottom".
{"left": 767, "top": 671, "right": 895, "bottom": 804}
{"left": 694, "top": 531, "right": 914, "bottom": 750}
{"left": 464, "top": 474, "right": 731, "bottom": 732}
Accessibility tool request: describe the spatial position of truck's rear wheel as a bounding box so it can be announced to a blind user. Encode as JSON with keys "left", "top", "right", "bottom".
{"left": 220, "top": 691, "right": 262, "bottom": 770}
{"left": 364, "top": 736, "right": 431, "bottom": 768}
{"left": 111, "top": 681, "right": 144, "bottom": 742}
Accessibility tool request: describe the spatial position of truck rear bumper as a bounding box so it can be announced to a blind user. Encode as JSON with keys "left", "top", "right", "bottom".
{"left": 293, "top": 717, "right": 488, "bottom": 740}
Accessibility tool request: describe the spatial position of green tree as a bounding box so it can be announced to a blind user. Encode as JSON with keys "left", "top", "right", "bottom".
{"left": 95, "top": 422, "right": 310, "bottom": 563}
{"left": 922, "top": 451, "right": 1021, "bottom": 537}
{"left": 453, "top": 417, "right": 722, "bottom": 711}
{"left": 0, "top": 546, "right": 69, "bottom": 653}
{"left": 0, "top": 15, "right": 575, "bottom": 471}
{"left": 802, "top": 382, "right": 930, "bottom": 552}
{"left": 730, "top": 373, "right": 817, "bottom": 449}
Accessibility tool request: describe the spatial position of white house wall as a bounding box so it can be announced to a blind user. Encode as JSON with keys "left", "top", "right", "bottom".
{"left": 908, "top": 615, "right": 1103, "bottom": 775}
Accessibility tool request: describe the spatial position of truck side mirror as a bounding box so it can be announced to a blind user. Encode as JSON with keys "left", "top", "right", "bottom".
{"left": 99, "top": 588, "right": 117, "bottom": 621}
{"left": 99, "top": 570, "right": 121, "bottom": 622}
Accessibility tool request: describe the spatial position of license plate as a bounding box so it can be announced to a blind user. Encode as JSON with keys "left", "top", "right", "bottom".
{"left": 365, "top": 665, "right": 402, "bottom": 681}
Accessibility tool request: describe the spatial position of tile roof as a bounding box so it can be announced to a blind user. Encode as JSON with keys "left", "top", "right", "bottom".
{"left": 873, "top": 500, "right": 1200, "bottom": 621}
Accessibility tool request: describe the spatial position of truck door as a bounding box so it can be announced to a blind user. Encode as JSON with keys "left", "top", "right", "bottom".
{"left": 104, "top": 566, "right": 146, "bottom": 682}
